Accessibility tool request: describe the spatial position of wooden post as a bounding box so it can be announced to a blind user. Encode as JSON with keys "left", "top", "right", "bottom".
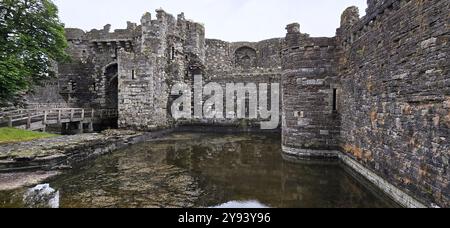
{"left": 78, "top": 121, "right": 84, "bottom": 134}
{"left": 70, "top": 109, "right": 75, "bottom": 121}
{"left": 58, "top": 110, "right": 62, "bottom": 124}
{"left": 88, "top": 122, "right": 94, "bottom": 132}
{"left": 43, "top": 111, "right": 48, "bottom": 124}
{"left": 27, "top": 113, "right": 31, "bottom": 129}
{"left": 43, "top": 111, "right": 48, "bottom": 132}
{"left": 7, "top": 116, "right": 13, "bottom": 128}
{"left": 81, "top": 109, "right": 85, "bottom": 120}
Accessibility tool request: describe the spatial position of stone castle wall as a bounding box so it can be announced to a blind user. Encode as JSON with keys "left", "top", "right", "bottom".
{"left": 55, "top": 25, "right": 138, "bottom": 110}
{"left": 46, "top": 1, "right": 449, "bottom": 207}
{"left": 52, "top": 9, "right": 284, "bottom": 130}
{"left": 281, "top": 0, "right": 449, "bottom": 207}
{"left": 179, "top": 37, "right": 283, "bottom": 129}
{"left": 337, "top": 0, "right": 449, "bottom": 207}
{"left": 204, "top": 38, "right": 283, "bottom": 79}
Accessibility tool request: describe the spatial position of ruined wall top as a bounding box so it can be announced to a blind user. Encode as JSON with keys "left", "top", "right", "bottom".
{"left": 286, "top": 23, "right": 300, "bottom": 34}
{"left": 64, "top": 28, "right": 86, "bottom": 41}
{"left": 336, "top": 0, "right": 417, "bottom": 49}
{"left": 366, "top": 0, "right": 386, "bottom": 14}
{"left": 64, "top": 9, "right": 205, "bottom": 44}
{"left": 340, "top": 6, "right": 360, "bottom": 28}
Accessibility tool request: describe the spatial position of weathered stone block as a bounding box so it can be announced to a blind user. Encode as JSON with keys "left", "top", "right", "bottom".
{"left": 421, "top": 37, "right": 437, "bottom": 49}
{"left": 297, "top": 118, "right": 311, "bottom": 127}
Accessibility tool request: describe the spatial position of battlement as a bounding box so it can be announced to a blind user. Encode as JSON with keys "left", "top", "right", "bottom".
{"left": 87, "top": 25, "right": 138, "bottom": 41}
{"left": 338, "top": 0, "right": 418, "bottom": 49}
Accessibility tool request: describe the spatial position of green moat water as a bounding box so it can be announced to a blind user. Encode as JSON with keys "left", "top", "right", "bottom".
{"left": 0, "top": 133, "right": 399, "bottom": 208}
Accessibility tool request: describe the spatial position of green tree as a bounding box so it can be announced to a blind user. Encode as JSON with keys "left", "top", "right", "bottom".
{"left": 0, "top": 0, "right": 68, "bottom": 105}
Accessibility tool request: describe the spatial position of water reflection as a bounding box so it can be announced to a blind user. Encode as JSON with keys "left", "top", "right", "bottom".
{"left": 0, "top": 133, "right": 399, "bottom": 208}
{"left": 212, "top": 200, "right": 269, "bottom": 208}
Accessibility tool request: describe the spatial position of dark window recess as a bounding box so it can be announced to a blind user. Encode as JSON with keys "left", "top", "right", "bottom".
{"left": 69, "top": 81, "right": 77, "bottom": 92}
{"left": 191, "top": 87, "right": 195, "bottom": 115}
{"left": 132, "top": 70, "right": 136, "bottom": 80}
{"left": 332, "top": 88, "right": 338, "bottom": 112}
{"left": 93, "top": 83, "right": 97, "bottom": 91}
{"left": 171, "top": 47, "right": 176, "bottom": 60}
{"left": 245, "top": 99, "right": 250, "bottom": 117}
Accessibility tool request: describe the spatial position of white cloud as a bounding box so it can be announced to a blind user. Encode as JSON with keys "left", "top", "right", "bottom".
{"left": 53, "top": 0, "right": 367, "bottom": 42}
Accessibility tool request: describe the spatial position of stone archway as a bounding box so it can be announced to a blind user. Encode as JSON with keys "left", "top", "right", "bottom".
{"left": 104, "top": 63, "right": 118, "bottom": 109}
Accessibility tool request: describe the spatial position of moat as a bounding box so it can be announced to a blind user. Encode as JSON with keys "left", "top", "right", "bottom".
{"left": 0, "top": 132, "right": 398, "bottom": 208}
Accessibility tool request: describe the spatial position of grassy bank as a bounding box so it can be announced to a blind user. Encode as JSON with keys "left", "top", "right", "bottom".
{"left": 0, "top": 128, "right": 57, "bottom": 144}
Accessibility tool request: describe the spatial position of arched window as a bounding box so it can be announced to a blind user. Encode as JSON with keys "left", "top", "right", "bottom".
{"left": 234, "top": 46, "right": 257, "bottom": 69}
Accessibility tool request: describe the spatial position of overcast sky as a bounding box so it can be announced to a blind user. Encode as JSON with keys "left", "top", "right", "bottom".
{"left": 53, "top": 0, "right": 367, "bottom": 42}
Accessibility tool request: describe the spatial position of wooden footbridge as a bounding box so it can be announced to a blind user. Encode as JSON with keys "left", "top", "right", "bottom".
{"left": 0, "top": 108, "right": 118, "bottom": 132}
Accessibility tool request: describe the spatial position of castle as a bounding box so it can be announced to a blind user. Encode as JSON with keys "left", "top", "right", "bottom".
{"left": 26, "top": 0, "right": 449, "bottom": 208}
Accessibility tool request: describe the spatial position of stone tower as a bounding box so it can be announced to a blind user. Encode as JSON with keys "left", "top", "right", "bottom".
{"left": 281, "top": 23, "right": 341, "bottom": 158}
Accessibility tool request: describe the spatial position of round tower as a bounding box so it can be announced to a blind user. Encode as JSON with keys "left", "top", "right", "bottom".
{"left": 281, "top": 23, "right": 341, "bottom": 159}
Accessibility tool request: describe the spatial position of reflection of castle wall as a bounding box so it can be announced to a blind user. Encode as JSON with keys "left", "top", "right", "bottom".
{"left": 157, "top": 134, "right": 391, "bottom": 208}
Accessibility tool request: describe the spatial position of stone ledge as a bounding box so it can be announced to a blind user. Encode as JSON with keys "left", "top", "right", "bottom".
{"left": 282, "top": 145, "right": 428, "bottom": 208}
{"left": 0, "top": 130, "right": 170, "bottom": 173}
{"left": 338, "top": 153, "right": 428, "bottom": 208}
{"left": 282, "top": 146, "right": 339, "bottom": 159}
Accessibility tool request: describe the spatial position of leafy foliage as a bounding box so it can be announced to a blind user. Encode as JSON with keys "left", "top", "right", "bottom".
{"left": 0, "top": 0, "right": 68, "bottom": 105}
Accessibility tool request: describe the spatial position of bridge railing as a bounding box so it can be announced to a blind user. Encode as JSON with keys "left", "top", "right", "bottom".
{"left": 95, "top": 109, "right": 118, "bottom": 119}
{"left": 0, "top": 108, "right": 118, "bottom": 129}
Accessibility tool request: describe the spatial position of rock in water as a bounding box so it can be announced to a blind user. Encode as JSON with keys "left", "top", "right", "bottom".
{"left": 23, "top": 184, "right": 59, "bottom": 208}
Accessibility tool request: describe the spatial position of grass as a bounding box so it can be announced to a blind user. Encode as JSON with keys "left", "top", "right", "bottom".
{"left": 0, "top": 128, "right": 57, "bottom": 144}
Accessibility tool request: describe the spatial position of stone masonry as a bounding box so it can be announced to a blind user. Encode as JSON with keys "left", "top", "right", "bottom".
{"left": 338, "top": 0, "right": 449, "bottom": 208}
{"left": 31, "top": 0, "right": 449, "bottom": 207}
{"left": 282, "top": 0, "right": 449, "bottom": 207}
